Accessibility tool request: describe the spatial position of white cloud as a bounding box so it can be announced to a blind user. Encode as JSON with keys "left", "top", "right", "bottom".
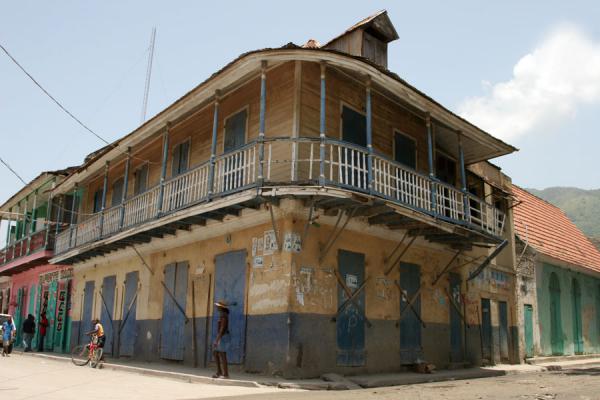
{"left": 458, "top": 24, "right": 600, "bottom": 141}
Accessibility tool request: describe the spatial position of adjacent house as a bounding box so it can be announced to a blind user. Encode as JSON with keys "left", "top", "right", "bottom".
{"left": 38, "top": 11, "right": 520, "bottom": 376}
{"left": 0, "top": 168, "right": 77, "bottom": 353}
{"left": 513, "top": 186, "right": 600, "bottom": 359}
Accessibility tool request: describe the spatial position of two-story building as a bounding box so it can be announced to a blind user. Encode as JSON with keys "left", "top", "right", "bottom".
{"left": 0, "top": 168, "right": 76, "bottom": 353}
{"left": 49, "top": 11, "right": 518, "bottom": 376}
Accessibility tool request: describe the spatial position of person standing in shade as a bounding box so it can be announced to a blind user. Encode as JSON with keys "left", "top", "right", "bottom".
{"left": 212, "top": 300, "right": 230, "bottom": 379}
{"left": 22, "top": 314, "right": 35, "bottom": 352}
{"left": 38, "top": 312, "right": 49, "bottom": 352}
{"left": 2, "top": 316, "right": 16, "bottom": 356}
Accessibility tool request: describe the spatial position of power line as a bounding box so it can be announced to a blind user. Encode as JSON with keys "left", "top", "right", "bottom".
{"left": 0, "top": 157, "right": 27, "bottom": 185}
{"left": 0, "top": 41, "right": 160, "bottom": 165}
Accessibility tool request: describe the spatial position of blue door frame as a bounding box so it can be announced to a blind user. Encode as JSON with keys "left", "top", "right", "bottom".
{"left": 213, "top": 250, "right": 247, "bottom": 364}
{"left": 400, "top": 263, "right": 422, "bottom": 364}
{"left": 336, "top": 250, "right": 366, "bottom": 367}
{"left": 119, "top": 271, "right": 139, "bottom": 357}
{"left": 160, "top": 262, "right": 189, "bottom": 360}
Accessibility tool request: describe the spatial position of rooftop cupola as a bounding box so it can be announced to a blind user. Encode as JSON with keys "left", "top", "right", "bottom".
{"left": 323, "top": 10, "right": 399, "bottom": 68}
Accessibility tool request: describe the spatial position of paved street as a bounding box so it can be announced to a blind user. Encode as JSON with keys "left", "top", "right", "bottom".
{"left": 2, "top": 354, "right": 600, "bottom": 399}
{"left": 0, "top": 355, "right": 281, "bottom": 400}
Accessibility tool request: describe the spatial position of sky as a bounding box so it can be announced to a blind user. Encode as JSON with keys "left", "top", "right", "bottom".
{"left": 1, "top": 1, "right": 599, "bottom": 228}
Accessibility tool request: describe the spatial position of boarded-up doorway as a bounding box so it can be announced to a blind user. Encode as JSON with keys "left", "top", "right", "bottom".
{"left": 160, "top": 262, "right": 189, "bottom": 360}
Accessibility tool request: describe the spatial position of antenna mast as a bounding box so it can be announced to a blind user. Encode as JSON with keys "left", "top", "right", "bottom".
{"left": 141, "top": 27, "right": 156, "bottom": 124}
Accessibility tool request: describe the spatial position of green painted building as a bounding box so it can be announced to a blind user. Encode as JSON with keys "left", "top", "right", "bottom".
{"left": 513, "top": 186, "right": 600, "bottom": 360}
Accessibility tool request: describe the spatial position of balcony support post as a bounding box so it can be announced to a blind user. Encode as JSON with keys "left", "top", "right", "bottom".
{"left": 457, "top": 131, "right": 470, "bottom": 222}
{"left": 366, "top": 77, "right": 373, "bottom": 193}
{"left": 98, "top": 162, "right": 110, "bottom": 237}
{"left": 11, "top": 203, "right": 19, "bottom": 259}
{"left": 44, "top": 180, "right": 56, "bottom": 248}
{"left": 21, "top": 196, "right": 28, "bottom": 257}
{"left": 5, "top": 208, "right": 11, "bottom": 249}
{"left": 157, "top": 124, "right": 170, "bottom": 216}
{"left": 319, "top": 62, "right": 326, "bottom": 186}
{"left": 257, "top": 61, "right": 267, "bottom": 187}
{"left": 120, "top": 148, "right": 131, "bottom": 229}
{"left": 208, "top": 92, "right": 220, "bottom": 198}
{"left": 68, "top": 185, "right": 78, "bottom": 248}
{"left": 426, "top": 113, "right": 437, "bottom": 215}
{"left": 27, "top": 189, "right": 38, "bottom": 255}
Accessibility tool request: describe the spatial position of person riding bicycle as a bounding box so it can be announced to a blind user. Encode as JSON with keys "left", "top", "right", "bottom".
{"left": 86, "top": 318, "right": 106, "bottom": 349}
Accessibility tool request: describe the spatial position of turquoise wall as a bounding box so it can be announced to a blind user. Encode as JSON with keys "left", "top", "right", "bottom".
{"left": 537, "top": 263, "right": 600, "bottom": 356}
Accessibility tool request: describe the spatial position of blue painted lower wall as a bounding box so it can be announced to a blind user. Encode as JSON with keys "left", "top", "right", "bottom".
{"left": 71, "top": 313, "right": 517, "bottom": 377}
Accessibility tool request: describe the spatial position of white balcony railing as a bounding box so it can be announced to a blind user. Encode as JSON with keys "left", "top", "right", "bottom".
{"left": 54, "top": 137, "right": 506, "bottom": 254}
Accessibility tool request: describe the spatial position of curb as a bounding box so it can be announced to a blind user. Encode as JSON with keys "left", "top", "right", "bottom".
{"left": 21, "top": 352, "right": 261, "bottom": 388}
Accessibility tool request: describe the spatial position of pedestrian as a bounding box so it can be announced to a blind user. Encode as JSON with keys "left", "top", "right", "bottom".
{"left": 2, "top": 316, "right": 16, "bottom": 357}
{"left": 38, "top": 312, "right": 48, "bottom": 352}
{"left": 212, "top": 300, "right": 230, "bottom": 379}
{"left": 22, "top": 314, "right": 35, "bottom": 352}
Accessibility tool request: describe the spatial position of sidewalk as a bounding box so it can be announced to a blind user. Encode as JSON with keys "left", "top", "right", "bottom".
{"left": 19, "top": 350, "right": 600, "bottom": 391}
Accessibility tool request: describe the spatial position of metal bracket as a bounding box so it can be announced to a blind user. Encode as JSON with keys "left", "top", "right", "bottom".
{"left": 467, "top": 239, "right": 509, "bottom": 281}
{"left": 384, "top": 230, "right": 421, "bottom": 276}
{"left": 319, "top": 207, "right": 357, "bottom": 262}
{"left": 268, "top": 202, "right": 281, "bottom": 252}
{"left": 431, "top": 250, "right": 462, "bottom": 286}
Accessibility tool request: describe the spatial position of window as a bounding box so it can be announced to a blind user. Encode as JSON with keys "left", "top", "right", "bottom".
{"left": 224, "top": 109, "right": 247, "bottom": 152}
{"left": 111, "top": 178, "right": 124, "bottom": 207}
{"left": 341, "top": 105, "right": 366, "bottom": 146}
{"left": 93, "top": 189, "right": 103, "bottom": 213}
{"left": 171, "top": 140, "right": 190, "bottom": 177}
{"left": 134, "top": 164, "right": 149, "bottom": 195}
{"left": 435, "top": 153, "right": 457, "bottom": 186}
{"left": 394, "top": 131, "right": 417, "bottom": 169}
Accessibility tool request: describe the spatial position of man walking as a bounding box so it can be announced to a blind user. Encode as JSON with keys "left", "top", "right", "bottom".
{"left": 38, "top": 312, "right": 48, "bottom": 352}
{"left": 2, "top": 316, "right": 15, "bottom": 357}
{"left": 22, "top": 314, "right": 35, "bottom": 352}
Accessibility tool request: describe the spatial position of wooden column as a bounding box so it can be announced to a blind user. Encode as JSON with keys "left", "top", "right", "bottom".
{"left": 5, "top": 208, "right": 12, "bottom": 249}
{"left": 26, "top": 189, "right": 38, "bottom": 254}
{"left": 99, "top": 162, "right": 110, "bottom": 236}
{"left": 157, "top": 124, "right": 170, "bottom": 215}
{"left": 457, "top": 131, "right": 470, "bottom": 221}
{"left": 426, "top": 113, "right": 437, "bottom": 214}
{"left": 20, "top": 197, "right": 28, "bottom": 256}
{"left": 119, "top": 148, "right": 131, "bottom": 228}
{"left": 44, "top": 180, "right": 56, "bottom": 248}
{"left": 366, "top": 77, "right": 373, "bottom": 193}
{"left": 11, "top": 203, "right": 19, "bottom": 259}
{"left": 208, "top": 92, "right": 220, "bottom": 198}
{"left": 68, "top": 184, "right": 79, "bottom": 248}
{"left": 319, "top": 62, "right": 326, "bottom": 186}
{"left": 257, "top": 61, "right": 267, "bottom": 186}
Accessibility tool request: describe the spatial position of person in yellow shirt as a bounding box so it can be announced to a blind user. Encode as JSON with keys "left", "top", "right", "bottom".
{"left": 86, "top": 318, "right": 106, "bottom": 349}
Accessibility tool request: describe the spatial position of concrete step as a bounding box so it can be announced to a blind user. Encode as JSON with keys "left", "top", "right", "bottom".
{"left": 526, "top": 354, "right": 600, "bottom": 365}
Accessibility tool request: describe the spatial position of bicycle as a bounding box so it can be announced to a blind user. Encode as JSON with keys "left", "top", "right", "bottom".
{"left": 71, "top": 334, "right": 104, "bottom": 368}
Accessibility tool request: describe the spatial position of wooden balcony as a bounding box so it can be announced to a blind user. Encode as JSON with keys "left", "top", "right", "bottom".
{"left": 0, "top": 229, "right": 53, "bottom": 272}
{"left": 54, "top": 137, "right": 506, "bottom": 258}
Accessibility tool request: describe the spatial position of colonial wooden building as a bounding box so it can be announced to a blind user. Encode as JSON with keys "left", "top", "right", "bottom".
{"left": 49, "top": 11, "right": 518, "bottom": 376}
{"left": 0, "top": 168, "right": 76, "bottom": 353}
{"left": 513, "top": 186, "right": 600, "bottom": 359}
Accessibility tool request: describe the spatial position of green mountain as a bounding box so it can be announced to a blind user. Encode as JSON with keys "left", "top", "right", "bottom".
{"left": 526, "top": 187, "right": 600, "bottom": 239}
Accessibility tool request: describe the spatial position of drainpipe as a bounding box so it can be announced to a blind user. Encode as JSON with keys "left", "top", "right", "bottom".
{"left": 319, "top": 61, "right": 326, "bottom": 186}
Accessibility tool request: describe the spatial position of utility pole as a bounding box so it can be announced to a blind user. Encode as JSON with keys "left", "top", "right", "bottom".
{"left": 140, "top": 27, "right": 156, "bottom": 124}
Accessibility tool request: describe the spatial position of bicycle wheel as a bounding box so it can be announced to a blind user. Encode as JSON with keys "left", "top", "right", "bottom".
{"left": 90, "top": 347, "right": 103, "bottom": 368}
{"left": 71, "top": 344, "right": 90, "bottom": 366}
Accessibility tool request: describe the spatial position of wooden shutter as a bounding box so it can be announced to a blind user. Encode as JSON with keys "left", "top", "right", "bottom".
{"left": 342, "top": 106, "right": 366, "bottom": 147}
{"left": 394, "top": 132, "right": 417, "bottom": 169}
{"left": 111, "top": 178, "right": 124, "bottom": 207}
{"left": 224, "top": 110, "right": 247, "bottom": 152}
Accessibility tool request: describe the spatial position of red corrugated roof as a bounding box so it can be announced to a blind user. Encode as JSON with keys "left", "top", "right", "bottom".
{"left": 512, "top": 185, "right": 600, "bottom": 272}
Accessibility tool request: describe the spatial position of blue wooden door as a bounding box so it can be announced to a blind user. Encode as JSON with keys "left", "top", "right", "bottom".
{"left": 499, "top": 301, "right": 509, "bottom": 361}
{"left": 524, "top": 304, "right": 534, "bottom": 358}
{"left": 100, "top": 275, "right": 116, "bottom": 355}
{"left": 549, "top": 273, "right": 563, "bottom": 355}
{"left": 336, "top": 250, "right": 366, "bottom": 366}
{"left": 400, "top": 263, "right": 422, "bottom": 364}
{"left": 80, "top": 281, "right": 95, "bottom": 345}
{"left": 160, "top": 262, "right": 188, "bottom": 360}
{"left": 119, "top": 271, "right": 139, "bottom": 357}
{"left": 449, "top": 272, "right": 463, "bottom": 362}
{"left": 572, "top": 279, "right": 583, "bottom": 354}
{"left": 481, "top": 298, "right": 493, "bottom": 361}
{"left": 213, "top": 250, "right": 247, "bottom": 364}
{"left": 45, "top": 281, "right": 58, "bottom": 350}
